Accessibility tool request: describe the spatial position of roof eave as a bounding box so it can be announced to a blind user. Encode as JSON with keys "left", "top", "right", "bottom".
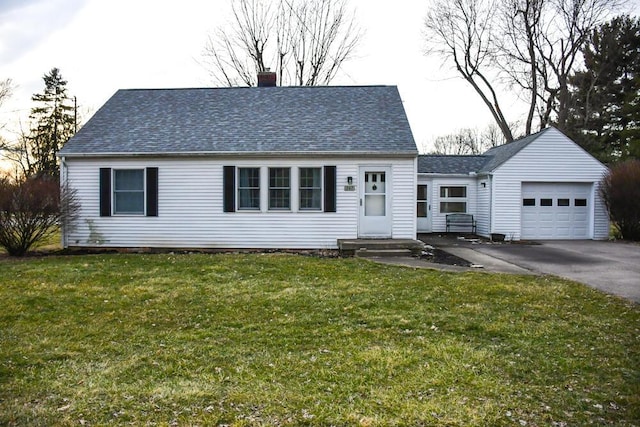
{"left": 417, "top": 172, "right": 479, "bottom": 177}
{"left": 58, "top": 150, "right": 419, "bottom": 159}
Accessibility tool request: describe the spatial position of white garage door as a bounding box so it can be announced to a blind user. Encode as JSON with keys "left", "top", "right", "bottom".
{"left": 521, "top": 182, "right": 591, "bottom": 239}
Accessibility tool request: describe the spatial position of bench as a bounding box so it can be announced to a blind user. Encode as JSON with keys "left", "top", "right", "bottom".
{"left": 446, "top": 213, "right": 477, "bottom": 234}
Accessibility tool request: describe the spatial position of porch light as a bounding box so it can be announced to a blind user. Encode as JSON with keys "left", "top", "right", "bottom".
{"left": 347, "top": 176, "right": 353, "bottom": 185}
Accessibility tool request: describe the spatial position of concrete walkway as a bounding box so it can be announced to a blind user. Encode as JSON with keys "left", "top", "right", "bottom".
{"left": 371, "top": 237, "right": 534, "bottom": 275}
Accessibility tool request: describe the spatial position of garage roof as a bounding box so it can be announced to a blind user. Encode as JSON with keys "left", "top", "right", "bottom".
{"left": 418, "top": 128, "right": 552, "bottom": 175}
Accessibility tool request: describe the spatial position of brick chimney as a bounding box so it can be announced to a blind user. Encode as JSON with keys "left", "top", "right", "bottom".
{"left": 257, "top": 70, "right": 277, "bottom": 87}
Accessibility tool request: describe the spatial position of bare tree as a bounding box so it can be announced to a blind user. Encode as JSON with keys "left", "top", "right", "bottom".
{"left": 430, "top": 125, "right": 505, "bottom": 154}
{"left": 497, "top": 0, "right": 543, "bottom": 135}
{"left": 0, "top": 79, "right": 11, "bottom": 108}
{"left": 203, "top": 0, "right": 361, "bottom": 86}
{"left": 2, "top": 123, "right": 36, "bottom": 179}
{"left": 534, "top": 0, "right": 623, "bottom": 129}
{"left": 425, "top": 0, "right": 515, "bottom": 142}
{"left": 425, "top": 0, "right": 623, "bottom": 139}
{"left": 0, "top": 78, "right": 15, "bottom": 163}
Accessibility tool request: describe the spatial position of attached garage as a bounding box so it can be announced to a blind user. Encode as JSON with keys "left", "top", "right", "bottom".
{"left": 521, "top": 182, "right": 592, "bottom": 239}
{"left": 417, "top": 127, "right": 610, "bottom": 240}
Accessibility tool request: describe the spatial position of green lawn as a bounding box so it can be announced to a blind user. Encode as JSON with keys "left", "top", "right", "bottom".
{"left": 1, "top": 253, "right": 638, "bottom": 426}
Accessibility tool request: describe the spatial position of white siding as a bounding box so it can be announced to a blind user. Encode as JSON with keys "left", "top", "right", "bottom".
{"left": 491, "top": 128, "right": 609, "bottom": 240}
{"left": 392, "top": 160, "right": 417, "bottom": 238}
{"left": 475, "top": 176, "right": 491, "bottom": 237}
{"left": 63, "top": 156, "right": 415, "bottom": 249}
{"left": 429, "top": 177, "right": 478, "bottom": 232}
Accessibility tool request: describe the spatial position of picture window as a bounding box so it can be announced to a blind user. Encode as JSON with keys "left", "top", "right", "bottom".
{"left": 440, "top": 186, "right": 467, "bottom": 213}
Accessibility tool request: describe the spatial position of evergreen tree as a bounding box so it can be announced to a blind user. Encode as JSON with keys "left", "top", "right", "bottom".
{"left": 28, "top": 68, "right": 76, "bottom": 177}
{"left": 566, "top": 16, "right": 640, "bottom": 163}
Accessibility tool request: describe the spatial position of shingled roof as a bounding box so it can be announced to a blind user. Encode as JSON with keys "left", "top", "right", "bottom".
{"left": 59, "top": 86, "right": 417, "bottom": 156}
{"left": 418, "top": 155, "right": 489, "bottom": 174}
{"left": 418, "top": 128, "right": 554, "bottom": 175}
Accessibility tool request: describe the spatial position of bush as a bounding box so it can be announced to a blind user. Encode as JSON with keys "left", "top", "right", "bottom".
{"left": 600, "top": 159, "right": 640, "bottom": 241}
{"left": 0, "top": 176, "right": 79, "bottom": 256}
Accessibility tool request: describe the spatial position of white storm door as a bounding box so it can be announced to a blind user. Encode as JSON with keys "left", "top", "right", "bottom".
{"left": 358, "top": 167, "right": 392, "bottom": 238}
{"left": 417, "top": 182, "right": 431, "bottom": 232}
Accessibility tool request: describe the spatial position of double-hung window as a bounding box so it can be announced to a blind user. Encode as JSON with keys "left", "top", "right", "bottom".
{"left": 269, "top": 167, "right": 291, "bottom": 210}
{"left": 238, "top": 167, "right": 260, "bottom": 210}
{"left": 114, "top": 169, "right": 145, "bottom": 215}
{"left": 299, "top": 167, "right": 322, "bottom": 210}
{"left": 440, "top": 186, "right": 467, "bottom": 213}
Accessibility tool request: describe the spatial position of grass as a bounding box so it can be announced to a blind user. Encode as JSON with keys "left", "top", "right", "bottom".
{"left": 0, "top": 253, "right": 638, "bottom": 426}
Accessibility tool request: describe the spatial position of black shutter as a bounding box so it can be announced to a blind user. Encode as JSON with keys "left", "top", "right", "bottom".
{"left": 324, "top": 165, "right": 336, "bottom": 212}
{"left": 146, "top": 167, "right": 158, "bottom": 217}
{"left": 223, "top": 166, "right": 236, "bottom": 212}
{"left": 99, "top": 168, "right": 111, "bottom": 217}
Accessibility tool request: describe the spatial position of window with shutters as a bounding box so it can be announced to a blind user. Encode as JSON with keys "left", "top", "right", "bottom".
{"left": 113, "top": 169, "right": 145, "bottom": 215}
{"left": 224, "top": 165, "right": 336, "bottom": 213}
{"left": 100, "top": 168, "right": 158, "bottom": 217}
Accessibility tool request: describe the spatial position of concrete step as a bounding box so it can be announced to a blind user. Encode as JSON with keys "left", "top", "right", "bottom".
{"left": 355, "top": 248, "right": 413, "bottom": 258}
{"left": 338, "top": 239, "right": 425, "bottom": 256}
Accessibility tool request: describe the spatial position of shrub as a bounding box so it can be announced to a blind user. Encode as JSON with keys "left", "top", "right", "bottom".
{"left": 600, "top": 159, "right": 640, "bottom": 241}
{"left": 0, "top": 176, "right": 79, "bottom": 256}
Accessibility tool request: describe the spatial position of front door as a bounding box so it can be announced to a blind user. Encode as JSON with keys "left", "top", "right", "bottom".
{"left": 358, "top": 167, "right": 392, "bottom": 238}
{"left": 417, "top": 182, "right": 432, "bottom": 232}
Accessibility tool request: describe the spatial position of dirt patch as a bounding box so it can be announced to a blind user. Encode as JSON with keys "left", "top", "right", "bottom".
{"left": 421, "top": 248, "right": 471, "bottom": 267}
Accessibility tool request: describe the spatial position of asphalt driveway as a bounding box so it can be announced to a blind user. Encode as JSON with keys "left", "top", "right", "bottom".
{"left": 470, "top": 240, "right": 640, "bottom": 303}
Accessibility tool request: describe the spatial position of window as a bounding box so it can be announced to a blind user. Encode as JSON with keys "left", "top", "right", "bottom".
{"left": 224, "top": 165, "right": 336, "bottom": 213}
{"left": 541, "top": 198, "right": 553, "bottom": 206}
{"left": 575, "top": 198, "right": 587, "bottom": 206}
{"left": 440, "top": 186, "right": 466, "bottom": 198}
{"left": 299, "top": 168, "right": 322, "bottom": 210}
{"left": 238, "top": 168, "right": 260, "bottom": 210}
{"left": 440, "top": 186, "right": 467, "bottom": 213}
{"left": 269, "top": 167, "right": 290, "bottom": 210}
{"left": 558, "top": 198, "right": 570, "bottom": 206}
{"left": 114, "top": 169, "right": 144, "bottom": 214}
{"left": 523, "top": 198, "right": 536, "bottom": 206}
{"left": 417, "top": 185, "right": 428, "bottom": 217}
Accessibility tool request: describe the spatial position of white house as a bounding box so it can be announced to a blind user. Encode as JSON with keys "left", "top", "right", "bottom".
{"left": 417, "top": 127, "right": 610, "bottom": 240}
{"left": 58, "top": 78, "right": 419, "bottom": 249}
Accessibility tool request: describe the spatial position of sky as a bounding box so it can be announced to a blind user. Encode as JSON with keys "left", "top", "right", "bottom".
{"left": 0, "top": 0, "right": 558, "bottom": 153}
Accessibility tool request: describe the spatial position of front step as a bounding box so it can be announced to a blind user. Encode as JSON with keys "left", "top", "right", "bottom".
{"left": 355, "top": 248, "right": 413, "bottom": 258}
{"left": 338, "top": 239, "right": 425, "bottom": 257}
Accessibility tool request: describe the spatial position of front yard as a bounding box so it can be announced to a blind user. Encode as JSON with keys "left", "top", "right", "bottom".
{"left": 1, "top": 253, "right": 638, "bottom": 426}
